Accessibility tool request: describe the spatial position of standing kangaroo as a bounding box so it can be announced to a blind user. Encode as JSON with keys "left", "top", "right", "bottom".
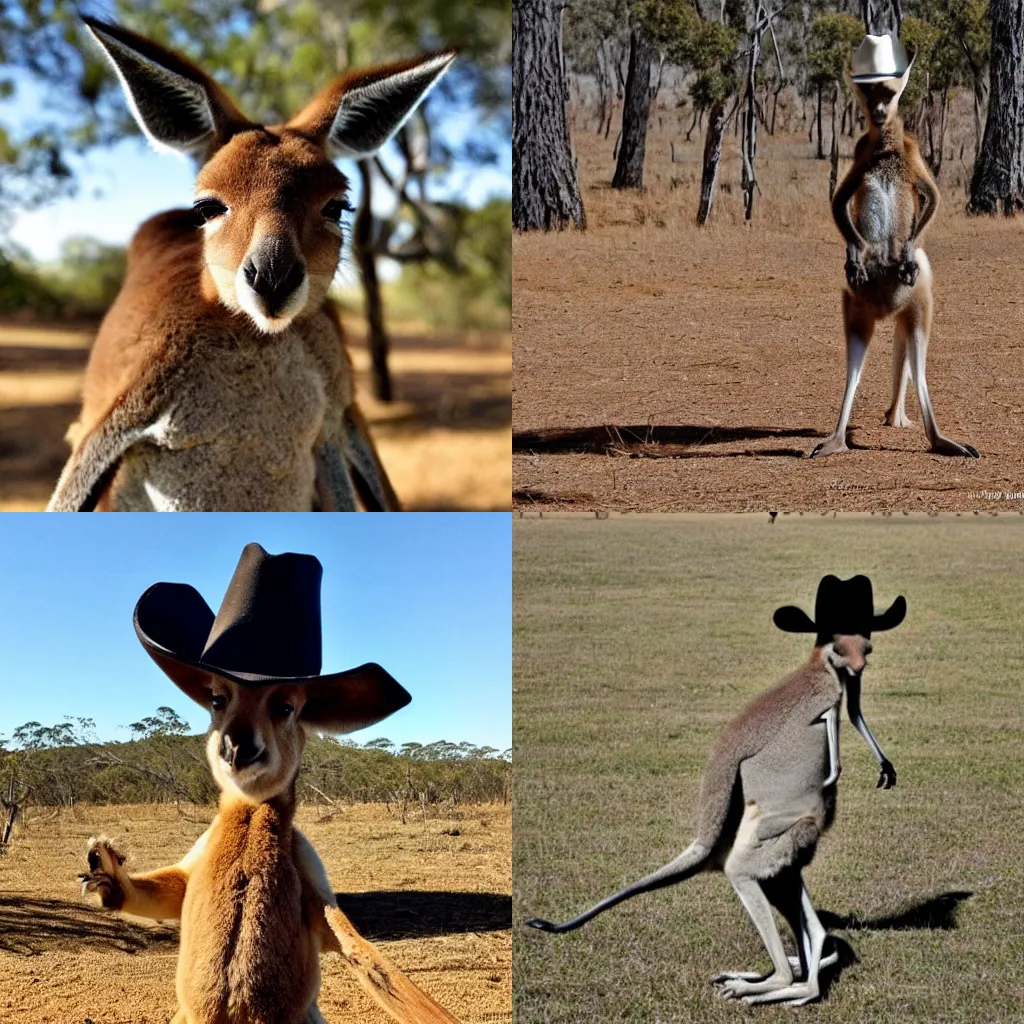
{"left": 79, "top": 544, "right": 461, "bottom": 1024}
{"left": 47, "top": 19, "right": 455, "bottom": 511}
{"left": 526, "top": 575, "right": 904, "bottom": 1008}
{"left": 812, "top": 33, "right": 978, "bottom": 459}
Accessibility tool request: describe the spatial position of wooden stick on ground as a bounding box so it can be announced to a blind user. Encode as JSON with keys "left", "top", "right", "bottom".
{"left": 324, "top": 904, "right": 462, "bottom": 1024}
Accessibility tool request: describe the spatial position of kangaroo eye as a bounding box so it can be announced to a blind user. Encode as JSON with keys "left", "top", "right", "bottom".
{"left": 193, "top": 197, "right": 228, "bottom": 223}
{"left": 273, "top": 702, "right": 295, "bottom": 719}
{"left": 322, "top": 198, "right": 353, "bottom": 223}
{"left": 210, "top": 694, "right": 227, "bottom": 711}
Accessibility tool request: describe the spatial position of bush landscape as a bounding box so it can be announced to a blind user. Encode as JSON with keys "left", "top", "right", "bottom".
{"left": 0, "top": 717, "right": 512, "bottom": 1023}
{"left": 513, "top": 1, "right": 1024, "bottom": 511}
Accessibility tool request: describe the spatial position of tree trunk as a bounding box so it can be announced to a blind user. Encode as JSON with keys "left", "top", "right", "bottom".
{"left": 353, "top": 161, "right": 392, "bottom": 402}
{"left": 969, "top": 0, "right": 1024, "bottom": 214}
{"left": 512, "top": 0, "right": 586, "bottom": 229}
{"left": 685, "top": 105, "right": 700, "bottom": 141}
{"left": 816, "top": 84, "right": 824, "bottom": 159}
{"left": 741, "top": 6, "right": 763, "bottom": 222}
{"left": 611, "top": 22, "right": 654, "bottom": 189}
{"left": 696, "top": 101, "right": 727, "bottom": 226}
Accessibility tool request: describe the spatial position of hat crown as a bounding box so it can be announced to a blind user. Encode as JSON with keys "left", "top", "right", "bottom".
{"left": 852, "top": 33, "right": 911, "bottom": 81}
{"left": 201, "top": 543, "right": 324, "bottom": 678}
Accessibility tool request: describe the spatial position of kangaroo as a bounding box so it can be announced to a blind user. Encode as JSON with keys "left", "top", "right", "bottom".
{"left": 47, "top": 19, "right": 455, "bottom": 510}
{"left": 78, "top": 544, "right": 461, "bottom": 1024}
{"left": 812, "top": 33, "right": 978, "bottom": 460}
{"left": 527, "top": 575, "right": 905, "bottom": 1007}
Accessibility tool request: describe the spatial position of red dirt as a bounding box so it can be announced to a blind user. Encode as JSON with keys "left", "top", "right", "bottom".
{"left": 513, "top": 121, "right": 1024, "bottom": 512}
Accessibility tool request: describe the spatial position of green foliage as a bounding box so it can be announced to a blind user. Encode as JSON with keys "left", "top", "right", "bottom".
{"left": 902, "top": 1, "right": 989, "bottom": 103}
{"left": 34, "top": 236, "right": 127, "bottom": 317}
{"left": 0, "top": 713, "right": 511, "bottom": 808}
{"left": 563, "top": 0, "right": 630, "bottom": 77}
{"left": 0, "top": 249, "right": 61, "bottom": 319}
{"left": 632, "top": 0, "right": 701, "bottom": 55}
{"left": 808, "top": 13, "right": 864, "bottom": 90}
{"left": 386, "top": 198, "right": 511, "bottom": 330}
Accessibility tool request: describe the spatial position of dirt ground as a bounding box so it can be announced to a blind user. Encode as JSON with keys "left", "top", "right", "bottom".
{"left": 0, "top": 320, "right": 510, "bottom": 511}
{"left": 513, "top": 112, "right": 1024, "bottom": 512}
{"left": 0, "top": 802, "right": 510, "bottom": 1023}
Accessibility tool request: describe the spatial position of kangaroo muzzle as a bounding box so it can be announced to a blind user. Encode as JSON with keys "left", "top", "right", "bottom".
{"left": 241, "top": 239, "right": 306, "bottom": 316}
{"left": 220, "top": 727, "right": 265, "bottom": 770}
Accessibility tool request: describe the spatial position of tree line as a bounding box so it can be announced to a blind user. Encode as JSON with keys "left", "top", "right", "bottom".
{"left": 513, "top": 0, "right": 1024, "bottom": 229}
{"left": 0, "top": 709, "right": 511, "bottom": 839}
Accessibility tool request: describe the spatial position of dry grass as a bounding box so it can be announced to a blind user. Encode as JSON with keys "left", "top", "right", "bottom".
{"left": 0, "top": 318, "right": 510, "bottom": 511}
{"left": 513, "top": 104, "right": 1024, "bottom": 511}
{"left": 0, "top": 801, "right": 511, "bottom": 1024}
{"left": 513, "top": 514, "right": 1024, "bottom": 1023}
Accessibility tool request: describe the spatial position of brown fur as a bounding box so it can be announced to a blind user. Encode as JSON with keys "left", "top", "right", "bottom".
{"left": 811, "top": 74, "right": 978, "bottom": 460}
{"left": 48, "top": 21, "right": 455, "bottom": 510}
{"left": 80, "top": 678, "right": 460, "bottom": 1024}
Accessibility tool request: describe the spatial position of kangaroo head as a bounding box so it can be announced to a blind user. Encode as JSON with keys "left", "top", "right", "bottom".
{"left": 204, "top": 675, "right": 375, "bottom": 804}
{"left": 826, "top": 634, "right": 872, "bottom": 677}
{"left": 83, "top": 17, "right": 454, "bottom": 334}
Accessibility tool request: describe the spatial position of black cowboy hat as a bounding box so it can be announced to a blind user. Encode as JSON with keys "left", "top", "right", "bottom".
{"left": 773, "top": 574, "right": 906, "bottom": 647}
{"left": 134, "top": 542, "right": 411, "bottom": 731}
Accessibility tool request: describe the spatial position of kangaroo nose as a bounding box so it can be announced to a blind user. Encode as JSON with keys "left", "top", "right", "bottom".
{"left": 242, "top": 251, "right": 305, "bottom": 314}
{"left": 220, "top": 732, "right": 264, "bottom": 769}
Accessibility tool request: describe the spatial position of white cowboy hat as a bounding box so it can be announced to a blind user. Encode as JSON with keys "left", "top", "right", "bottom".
{"left": 851, "top": 33, "right": 914, "bottom": 85}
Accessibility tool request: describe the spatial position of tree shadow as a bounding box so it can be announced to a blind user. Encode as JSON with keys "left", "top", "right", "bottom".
{"left": 0, "top": 895, "right": 178, "bottom": 955}
{"left": 0, "top": 890, "right": 511, "bottom": 956}
{"left": 335, "top": 890, "right": 512, "bottom": 940}
{"left": 513, "top": 424, "right": 823, "bottom": 458}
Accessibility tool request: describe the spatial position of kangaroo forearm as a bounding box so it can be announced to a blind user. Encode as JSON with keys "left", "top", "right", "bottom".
{"left": 120, "top": 866, "right": 188, "bottom": 919}
{"left": 911, "top": 187, "right": 938, "bottom": 240}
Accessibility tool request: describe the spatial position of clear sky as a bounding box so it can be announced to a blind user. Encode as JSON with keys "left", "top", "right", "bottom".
{"left": 0, "top": 514, "right": 510, "bottom": 752}
{"left": 1, "top": 67, "right": 512, "bottom": 263}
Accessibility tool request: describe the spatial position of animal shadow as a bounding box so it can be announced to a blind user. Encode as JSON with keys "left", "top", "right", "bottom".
{"left": 820, "top": 889, "right": 973, "bottom": 933}
{"left": 512, "top": 424, "right": 822, "bottom": 459}
{"left": 816, "top": 891, "right": 973, "bottom": 1000}
{"left": 335, "top": 890, "right": 512, "bottom": 940}
{"left": 0, "top": 895, "right": 178, "bottom": 955}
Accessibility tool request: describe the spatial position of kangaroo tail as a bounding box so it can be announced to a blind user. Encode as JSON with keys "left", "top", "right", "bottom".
{"left": 524, "top": 839, "right": 712, "bottom": 934}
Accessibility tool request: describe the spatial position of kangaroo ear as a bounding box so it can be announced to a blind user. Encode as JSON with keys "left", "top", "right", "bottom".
{"left": 83, "top": 16, "right": 250, "bottom": 161}
{"left": 288, "top": 51, "right": 456, "bottom": 160}
{"left": 299, "top": 664, "right": 411, "bottom": 734}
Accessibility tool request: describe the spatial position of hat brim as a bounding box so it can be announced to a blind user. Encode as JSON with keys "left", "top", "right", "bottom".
{"left": 773, "top": 606, "right": 817, "bottom": 633}
{"left": 872, "top": 595, "right": 907, "bottom": 632}
{"left": 134, "top": 582, "right": 411, "bottom": 731}
{"left": 773, "top": 594, "right": 907, "bottom": 636}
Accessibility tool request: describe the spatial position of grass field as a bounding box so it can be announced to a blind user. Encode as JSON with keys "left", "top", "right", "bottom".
{"left": 0, "top": 320, "right": 510, "bottom": 511}
{"left": 513, "top": 515, "right": 1024, "bottom": 1022}
{"left": 0, "top": 802, "right": 511, "bottom": 1024}
{"left": 513, "top": 108, "right": 1024, "bottom": 512}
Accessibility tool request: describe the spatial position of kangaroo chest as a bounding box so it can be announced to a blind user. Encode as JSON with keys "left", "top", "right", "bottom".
{"left": 111, "top": 334, "right": 329, "bottom": 511}
{"left": 740, "top": 695, "right": 839, "bottom": 818}
{"left": 853, "top": 153, "right": 917, "bottom": 250}
{"left": 179, "top": 803, "right": 318, "bottom": 1024}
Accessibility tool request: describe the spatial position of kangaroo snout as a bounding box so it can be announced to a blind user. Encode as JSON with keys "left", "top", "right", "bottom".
{"left": 220, "top": 728, "right": 265, "bottom": 769}
{"left": 242, "top": 245, "right": 306, "bottom": 315}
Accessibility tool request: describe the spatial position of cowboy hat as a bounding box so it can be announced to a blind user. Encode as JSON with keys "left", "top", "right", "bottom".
{"left": 773, "top": 574, "right": 906, "bottom": 647}
{"left": 134, "top": 542, "right": 411, "bottom": 731}
{"left": 851, "top": 33, "right": 914, "bottom": 86}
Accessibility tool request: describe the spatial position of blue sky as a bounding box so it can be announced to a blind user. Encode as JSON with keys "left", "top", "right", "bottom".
{"left": 0, "top": 514, "right": 510, "bottom": 752}
{"left": 1, "top": 66, "right": 512, "bottom": 264}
